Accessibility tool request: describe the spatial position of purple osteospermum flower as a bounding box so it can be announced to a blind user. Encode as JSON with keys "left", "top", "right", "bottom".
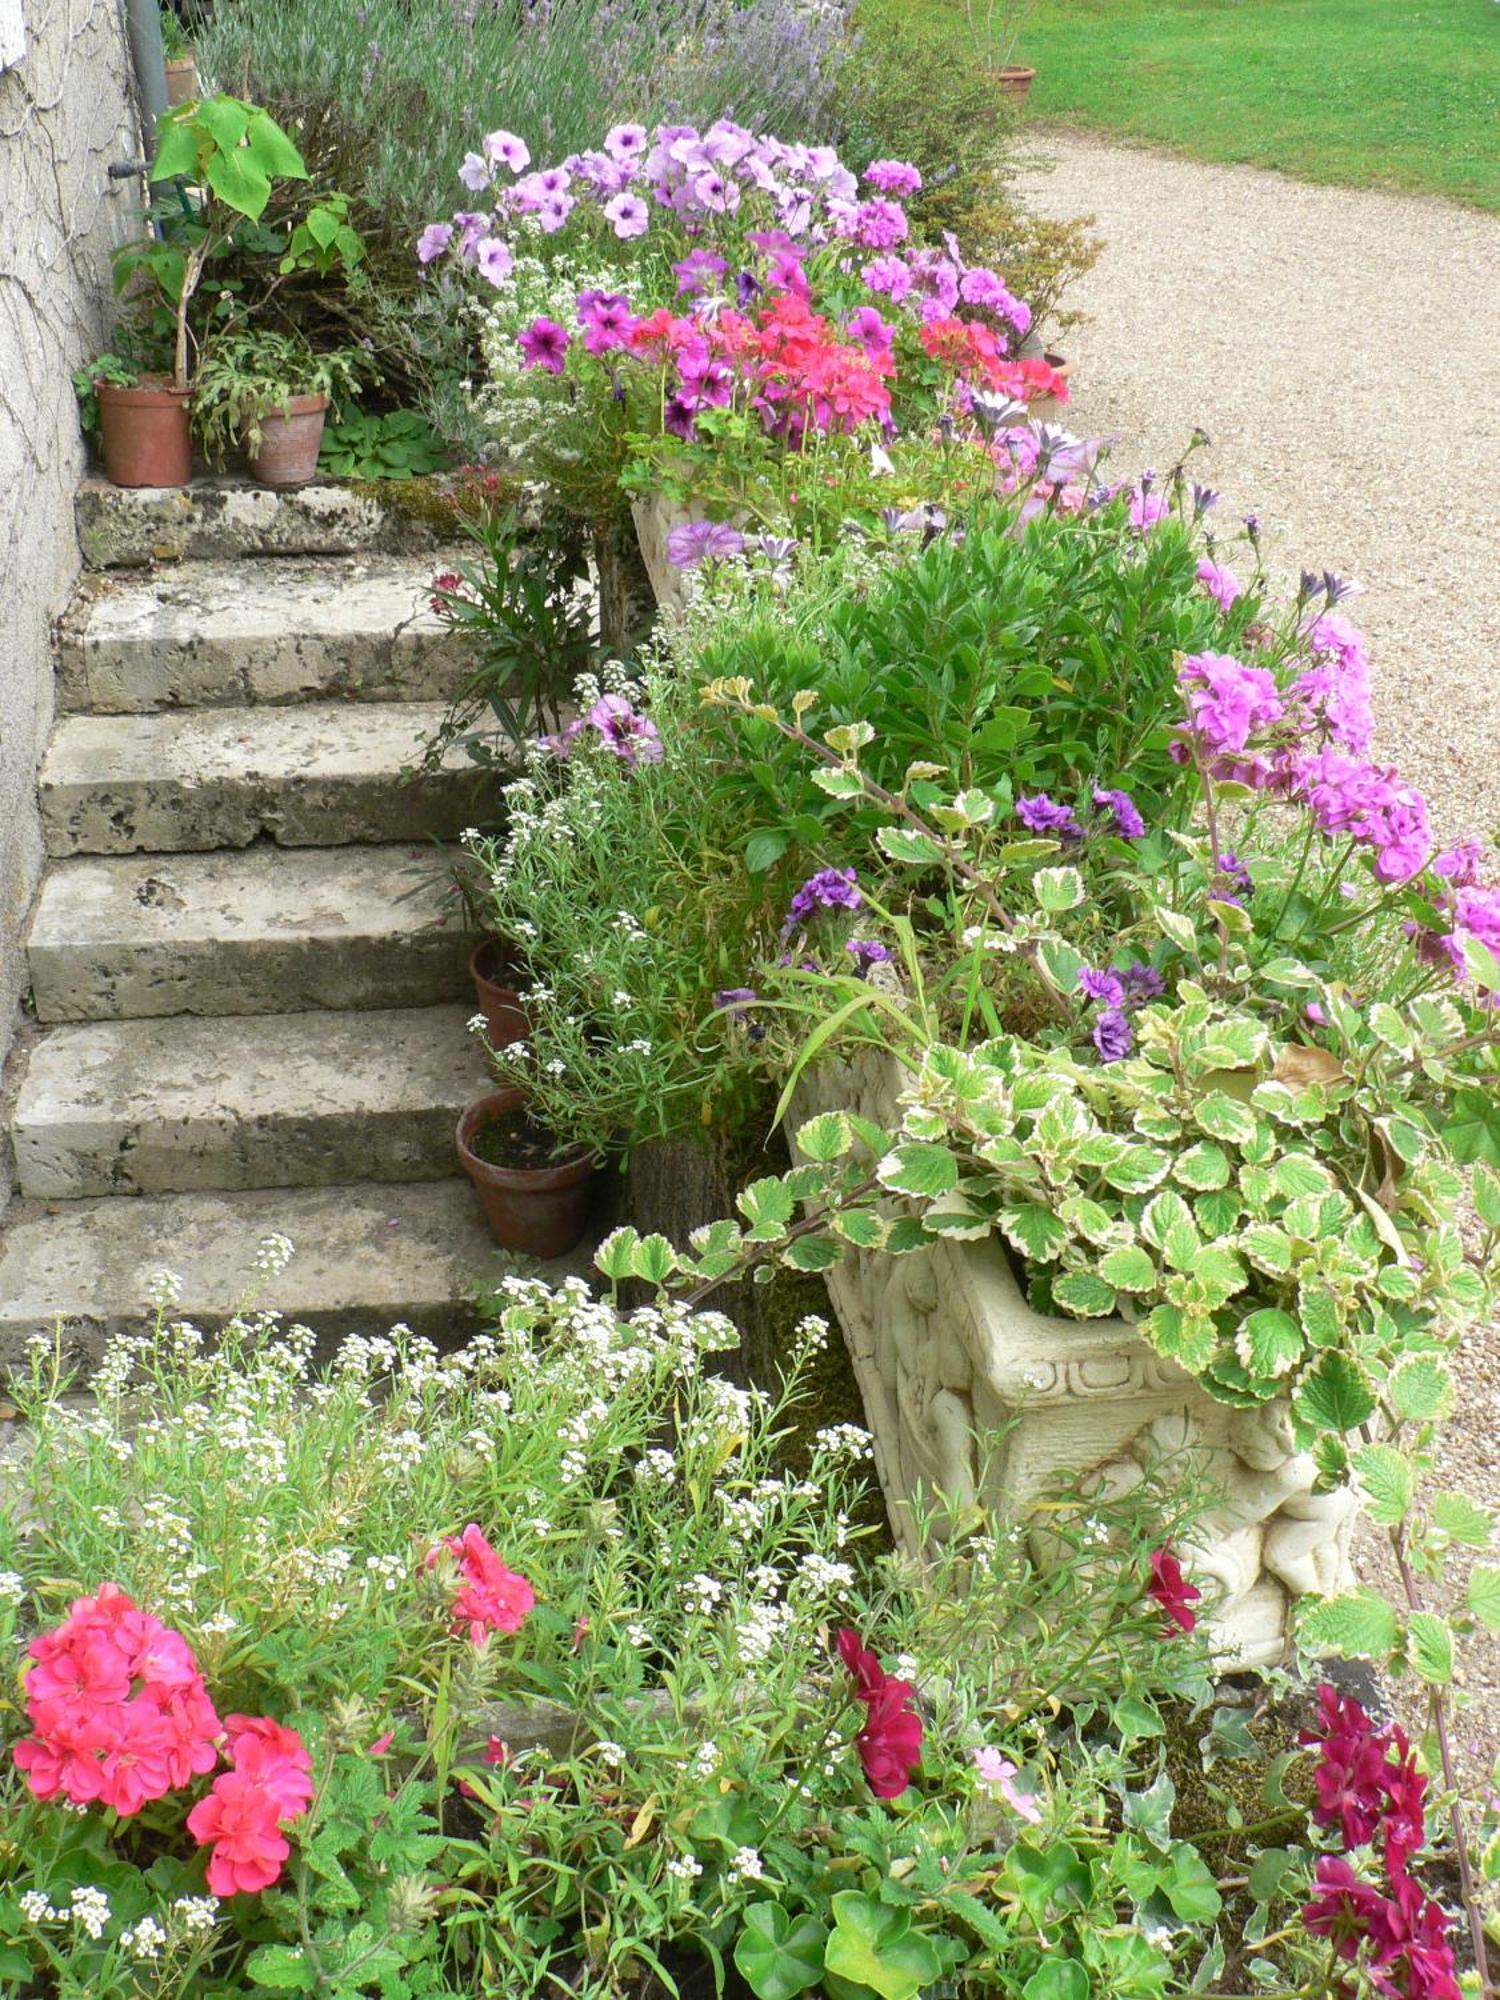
{"left": 416, "top": 221, "right": 453, "bottom": 264}
{"left": 783, "top": 868, "right": 861, "bottom": 938}
{"left": 1093, "top": 1008, "right": 1134, "bottom": 1063}
{"left": 1092, "top": 786, "right": 1146, "bottom": 840}
{"left": 484, "top": 129, "right": 531, "bottom": 173}
{"left": 1077, "top": 966, "right": 1126, "bottom": 1008}
{"left": 518, "top": 315, "right": 569, "bottom": 371}
{"left": 665, "top": 519, "right": 745, "bottom": 569}
{"left": 864, "top": 158, "right": 922, "bottom": 195}
{"left": 458, "top": 151, "right": 492, "bottom": 192}
{"left": 588, "top": 694, "right": 662, "bottom": 767}
{"left": 1015, "top": 794, "right": 1084, "bottom": 840}
{"left": 604, "top": 192, "right": 650, "bottom": 239}
{"left": 475, "top": 237, "right": 514, "bottom": 288}
{"left": 847, "top": 938, "right": 893, "bottom": 973}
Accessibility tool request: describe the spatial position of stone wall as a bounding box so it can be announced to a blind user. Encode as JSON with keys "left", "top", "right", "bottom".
{"left": 0, "top": 0, "right": 139, "bottom": 1196}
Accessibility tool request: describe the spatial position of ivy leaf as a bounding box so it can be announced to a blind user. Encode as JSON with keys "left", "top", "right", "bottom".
{"left": 877, "top": 1142, "right": 959, "bottom": 1199}
{"left": 1406, "top": 1611, "right": 1454, "bottom": 1685}
{"left": 1445, "top": 1087, "right": 1500, "bottom": 1168}
{"left": 825, "top": 1894, "right": 940, "bottom": 2000}
{"left": 734, "top": 1904, "right": 828, "bottom": 2000}
{"left": 1350, "top": 1444, "right": 1415, "bottom": 1527}
{"left": 1293, "top": 1352, "right": 1377, "bottom": 1435}
{"left": 1299, "top": 1590, "right": 1400, "bottom": 1662}
{"left": 1162, "top": 1847, "right": 1222, "bottom": 1925}
{"left": 1051, "top": 1272, "right": 1118, "bottom": 1319}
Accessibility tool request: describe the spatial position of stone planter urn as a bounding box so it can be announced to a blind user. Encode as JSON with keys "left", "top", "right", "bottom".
{"left": 629, "top": 493, "right": 693, "bottom": 619}
{"left": 788, "top": 1053, "right": 1356, "bottom": 1668}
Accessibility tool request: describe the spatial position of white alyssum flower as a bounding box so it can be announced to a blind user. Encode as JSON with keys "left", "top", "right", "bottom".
{"left": 686, "top": 1573, "right": 723, "bottom": 1613}
{"left": 667, "top": 1855, "right": 703, "bottom": 1881}
{"left": 728, "top": 1847, "right": 765, "bottom": 1885}
{"left": 122, "top": 1915, "right": 168, "bottom": 1960}
{"left": 172, "top": 1896, "right": 219, "bottom": 1933}
{"left": 0, "top": 1570, "right": 25, "bottom": 1605}
{"left": 70, "top": 1885, "right": 112, "bottom": 1939}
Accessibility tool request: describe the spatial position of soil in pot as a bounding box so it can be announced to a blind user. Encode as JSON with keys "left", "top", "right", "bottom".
{"left": 470, "top": 939, "right": 530, "bottom": 1048}
{"left": 247, "top": 395, "right": 329, "bottom": 488}
{"left": 456, "top": 1089, "right": 597, "bottom": 1258}
{"left": 97, "top": 377, "right": 192, "bottom": 488}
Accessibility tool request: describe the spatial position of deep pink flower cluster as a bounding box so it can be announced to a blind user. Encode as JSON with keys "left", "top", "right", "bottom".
{"left": 836, "top": 1628, "right": 923, "bottom": 1799}
{"left": 13, "top": 1582, "right": 222, "bottom": 1816}
{"left": 1299, "top": 1685, "right": 1458, "bottom": 2000}
{"left": 430, "top": 1524, "right": 535, "bottom": 1646}
{"left": 13, "top": 1583, "right": 313, "bottom": 1899}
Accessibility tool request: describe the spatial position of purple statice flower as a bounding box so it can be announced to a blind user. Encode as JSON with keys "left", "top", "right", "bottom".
{"left": 1178, "top": 652, "right": 1285, "bottom": 758}
{"left": 605, "top": 121, "right": 648, "bottom": 162}
{"left": 782, "top": 868, "right": 861, "bottom": 938}
{"left": 847, "top": 938, "right": 894, "bottom": 973}
{"left": 1015, "top": 793, "right": 1084, "bottom": 840}
{"left": 1077, "top": 966, "right": 1126, "bottom": 1008}
{"left": 587, "top": 694, "right": 662, "bottom": 767}
{"left": 1119, "top": 960, "right": 1165, "bottom": 1006}
{"left": 1093, "top": 1008, "right": 1134, "bottom": 1063}
{"left": 1092, "top": 786, "right": 1146, "bottom": 839}
{"left": 517, "top": 315, "right": 569, "bottom": 372}
{"left": 458, "top": 150, "right": 493, "bottom": 192}
{"left": 474, "top": 237, "right": 514, "bottom": 287}
{"left": 861, "top": 255, "right": 913, "bottom": 303}
{"left": 1195, "top": 558, "right": 1244, "bottom": 611}
{"left": 604, "top": 191, "right": 649, "bottom": 239}
{"left": 851, "top": 198, "right": 908, "bottom": 250}
{"left": 576, "top": 289, "right": 636, "bottom": 354}
{"left": 864, "top": 158, "right": 922, "bottom": 195}
{"left": 673, "top": 247, "right": 728, "bottom": 296}
{"left": 846, "top": 305, "right": 895, "bottom": 358}
{"left": 665, "top": 519, "right": 745, "bottom": 569}
{"left": 416, "top": 221, "right": 453, "bottom": 264}
{"left": 483, "top": 129, "right": 531, "bottom": 173}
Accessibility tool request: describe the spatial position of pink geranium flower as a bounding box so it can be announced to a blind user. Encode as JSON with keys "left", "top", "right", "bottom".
{"left": 433, "top": 1525, "right": 536, "bottom": 1645}
{"left": 835, "top": 1628, "right": 922, "bottom": 1799}
{"left": 187, "top": 1770, "right": 293, "bottom": 1896}
{"left": 225, "top": 1715, "right": 315, "bottom": 1819}
{"left": 973, "top": 1746, "right": 1042, "bottom": 1822}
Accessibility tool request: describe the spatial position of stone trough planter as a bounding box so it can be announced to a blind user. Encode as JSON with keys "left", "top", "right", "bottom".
{"left": 788, "top": 1053, "right": 1356, "bottom": 1669}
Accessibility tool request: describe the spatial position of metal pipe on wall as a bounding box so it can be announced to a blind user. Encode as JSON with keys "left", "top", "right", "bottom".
{"left": 122, "top": 0, "right": 168, "bottom": 156}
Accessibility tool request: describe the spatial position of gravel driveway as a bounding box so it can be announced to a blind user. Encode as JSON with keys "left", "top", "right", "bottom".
{"left": 1017, "top": 132, "right": 1500, "bottom": 1765}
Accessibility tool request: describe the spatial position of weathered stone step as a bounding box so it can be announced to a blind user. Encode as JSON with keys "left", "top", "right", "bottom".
{"left": 0, "top": 1180, "right": 497, "bottom": 1364}
{"left": 27, "top": 846, "right": 472, "bottom": 1022}
{"left": 12, "top": 1003, "right": 490, "bottom": 1199}
{"left": 59, "top": 555, "right": 475, "bottom": 712}
{"left": 75, "top": 476, "right": 461, "bottom": 569}
{"left": 39, "top": 702, "right": 491, "bottom": 856}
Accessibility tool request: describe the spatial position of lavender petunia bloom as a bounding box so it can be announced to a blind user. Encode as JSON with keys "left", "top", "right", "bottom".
{"left": 1092, "top": 786, "right": 1146, "bottom": 839}
{"left": 1093, "top": 1008, "right": 1134, "bottom": 1063}
{"left": 665, "top": 519, "right": 745, "bottom": 569}
{"left": 604, "top": 192, "right": 650, "bottom": 239}
{"left": 458, "top": 151, "right": 493, "bottom": 192}
{"left": 673, "top": 248, "right": 728, "bottom": 296}
{"left": 1015, "top": 793, "right": 1084, "bottom": 840}
{"left": 483, "top": 129, "right": 531, "bottom": 173}
{"left": 605, "top": 121, "right": 648, "bottom": 161}
{"left": 1119, "top": 961, "right": 1166, "bottom": 1006}
{"left": 416, "top": 221, "right": 454, "bottom": 264}
{"left": 714, "top": 987, "right": 758, "bottom": 1011}
{"left": 588, "top": 694, "right": 662, "bottom": 767}
{"left": 475, "top": 237, "right": 514, "bottom": 288}
{"left": 517, "top": 315, "right": 569, "bottom": 371}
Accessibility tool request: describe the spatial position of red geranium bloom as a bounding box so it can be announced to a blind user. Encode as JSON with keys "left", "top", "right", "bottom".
{"left": 1147, "top": 1546, "right": 1202, "bottom": 1633}
{"left": 187, "top": 1769, "right": 292, "bottom": 1896}
{"left": 225, "top": 1714, "right": 315, "bottom": 1819}
{"left": 835, "top": 1628, "right": 922, "bottom": 1799}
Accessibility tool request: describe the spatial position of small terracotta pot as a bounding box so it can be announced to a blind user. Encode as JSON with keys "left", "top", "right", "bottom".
{"left": 994, "top": 64, "right": 1036, "bottom": 105}
{"left": 97, "top": 377, "right": 193, "bottom": 488}
{"left": 470, "top": 939, "right": 530, "bottom": 1049}
{"left": 164, "top": 55, "right": 199, "bottom": 105}
{"left": 246, "top": 394, "right": 329, "bottom": 488}
{"left": 456, "top": 1090, "right": 596, "bottom": 1257}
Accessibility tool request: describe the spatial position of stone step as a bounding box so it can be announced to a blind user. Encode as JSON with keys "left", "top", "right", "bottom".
{"left": 39, "top": 701, "right": 491, "bottom": 856}
{"left": 59, "top": 555, "right": 475, "bottom": 713}
{"left": 12, "top": 1003, "right": 491, "bottom": 1199}
{"left": 27, "top": 845, "right": 472, "bottom": 1022}
{"left": 75, "top": 476, "right": 462, "bottom": 569}
{"left": 0, "top": 1181, "right": 499, "bottom": 1364}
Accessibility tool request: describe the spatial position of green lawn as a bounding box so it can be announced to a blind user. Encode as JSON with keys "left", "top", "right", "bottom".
{"left": 901, "top": 0, "right": 1500, "bottom": 210}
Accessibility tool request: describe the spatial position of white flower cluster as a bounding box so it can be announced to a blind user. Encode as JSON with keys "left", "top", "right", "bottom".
{"left": 470, "top": 252, "right": 620, "bottom": 466}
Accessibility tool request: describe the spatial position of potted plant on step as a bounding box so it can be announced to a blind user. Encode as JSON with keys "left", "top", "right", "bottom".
{"left": 160, "top": 4, "right": 200, "bottom": 104}
{"left": 191, "top": 329, "right": 366, "bottom": 486}
{"left": 964, "top": 0, "right": 1037, "bottom": 104}
{"left": 456, "top": 1088, "right": 597, "bottom": 1257}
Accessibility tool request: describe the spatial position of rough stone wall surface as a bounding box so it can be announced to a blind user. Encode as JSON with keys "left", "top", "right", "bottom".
{"left": 0, "top": 0, "right": 139, "bottom": 1197}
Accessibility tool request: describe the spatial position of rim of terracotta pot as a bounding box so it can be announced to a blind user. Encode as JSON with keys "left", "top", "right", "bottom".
{"left": 258, "top": 393, "right": 330, "bottom": 421}
{"left": 996, "top": 65, "right": 1036, "bottom": 79}
{"left": 456, "top": 1090, "right": 593, "bottom": 1191}
{"left": 97, "top": 376, "right": 191, "bottom": 405}
{"left": 470, "top": 938, "right": 525, "bottom": 993}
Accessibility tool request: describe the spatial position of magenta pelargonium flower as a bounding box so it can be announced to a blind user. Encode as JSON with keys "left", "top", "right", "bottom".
{"left": 666, "top": 519, "right": 745, "bottom": 569}
{"left": 1195, "top": 558, "right": 1244, "bottom": 611}
{"left": 1178, "top": 651, "right": 1285, "bottom": 758}
{"left": 588, "top": 695, "right": 663, "bottom": 767}
{"left": 517, "top": 316, "right": 570, "bottom": 373}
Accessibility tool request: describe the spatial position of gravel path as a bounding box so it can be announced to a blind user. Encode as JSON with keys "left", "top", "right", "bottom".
{"left": 1016, "top": 133, "right": 1500, "bottom": 1765}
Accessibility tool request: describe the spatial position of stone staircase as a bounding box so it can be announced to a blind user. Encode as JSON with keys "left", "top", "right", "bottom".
{"left": 0, "top": 480, "right": 506, "bottom": 1357}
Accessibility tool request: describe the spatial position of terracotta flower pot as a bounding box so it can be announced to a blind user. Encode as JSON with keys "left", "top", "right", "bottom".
{"left": 456, "top": 1090, "right": 596, "bottom": 1257}
{"left": 246, "top": 394, "right": 329, "bottom": 488}
{"left": 470, "top": 939, "right": 530, "bottom": 1049}
{"left": 96, "top": 377, "right": 193, "bottom": 489}
{"left": 994, "top": 64, "right": 1036, "bottom": 105}
{"left": 164, "top": 55, "right": 200, "bottom": 105}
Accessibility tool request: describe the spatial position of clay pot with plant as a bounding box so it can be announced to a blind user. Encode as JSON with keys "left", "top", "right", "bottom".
{"left": 191, "top": 328, "right": 365, "bottom": 486}
{"left": 456, "top": 1089, "right": 597, "bottom": 1257}
{"left": 962, "top": 0, "right": 1037, "bottom": 105}
{"left": 470, "top": 939, "right": 531, "bottom": 1049}
{"left": 160, "top": 6, "right": 200, "bottom": 104}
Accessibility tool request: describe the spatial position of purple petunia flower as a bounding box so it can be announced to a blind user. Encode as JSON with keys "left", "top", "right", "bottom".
{"left": 782, "top": 868, "right": 861, "bottom": 939}
{"left": 714, "top": 987, "right": 758, "bottom": 1012}
{"left": 673, "top": 248, "right": 729, "bottom": 296}
{"left": 587, "top": 694, "right": 662, "bottom": 767}
{"left": 1093, "top": 1008, "right": 1134, "bottom": 1063}
{"left": 577, "top": 289, "right": 636, "bottom": 354}
{"left": 416, "top": 221, "right": 454, "bottom": 264}
{"left": 483, "top": 129, "right": 531, "bottom": 173}
{"left": 847, "top": 305, "right": 895, "bottom": 357}
{"left": 604, "top": 191, "right": 650, "bottom": 239}
{"left": 1119, "top": 961, "right": 1165, "bottom": 1006}
{"left": 605, "top": 122, "right": 648, "bottom": 161}
{"left": 1092, "top": 787, "right": 1146, "bottom": 840}
{"left": 458, "top": 151, "right": 492, "bottom": 192}
{"left": 474, "top": 237, "right": 514, "bottom": 288}
{"left": 518, "top": 315, "right": 569, "bottom": 372}
{"left": 665, "top": 519, "right": 745, "bottom": 569}
{"left": 1077, "top": 966, "right": 1126, "bottom": 1008}
{"left": 1015, "top": 794, "right": 1084, "bottom": 840}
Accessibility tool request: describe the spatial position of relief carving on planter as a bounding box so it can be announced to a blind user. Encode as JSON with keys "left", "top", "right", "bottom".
{"left": 789, "top": 1055, "right": 1356, "bottom": 1668}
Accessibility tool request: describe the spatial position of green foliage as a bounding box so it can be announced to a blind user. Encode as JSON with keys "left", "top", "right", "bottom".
{"left": 190, "top": 327, "right": 368, "bottom": 458}
{"left": 317, "top": 407, "right": 447, "bottom": 480}
{"left": 69, "top": 353, "right": 139, "bottom": 433}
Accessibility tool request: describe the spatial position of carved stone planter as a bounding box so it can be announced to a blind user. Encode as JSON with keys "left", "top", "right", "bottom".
{"left": 788, "top": 1054, "right": 1356, "bottom": 1669}
{"left": 629, "top": 493, "right": 691, "bottom": 619}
